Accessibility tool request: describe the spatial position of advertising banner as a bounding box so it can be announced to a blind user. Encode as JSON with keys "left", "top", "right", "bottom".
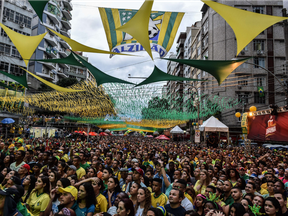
{"left": 247, "top": 112, "right": 288, "bottom": 142}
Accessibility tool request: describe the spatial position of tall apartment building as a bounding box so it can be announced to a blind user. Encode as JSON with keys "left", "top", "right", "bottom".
{"left": 28, "top": 0, "right": 73, "bottom": 89}
{"left": 188, "top": 0, "right": 286, "bottom": 134}
{"left": 0, "top": 0, "right": 33, "bottom": 84}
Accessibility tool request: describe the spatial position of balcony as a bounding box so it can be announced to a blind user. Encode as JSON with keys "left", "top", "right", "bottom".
{"left": 44, "top": 10, "right": 60, "bottom": 26}
{"left": 60, "top": 28, "right": 71, "bottom": 38}
{"left": 59, "top": 48, "right": 69, "bottom": 57}
{"left": 41, "top": 61, "right": 56, "bottom": 70}
{"left": 62, "top": 7, "right": 72, "bottom": 20}
{"left": 44, "top": 33, "right": 57, "bottom": 47}
{"left": 36, "top": 71, "right": 55, "bottom": 81}
{"left": 62, "top": 0, "right": 73, "bottom": 11}
{"left": 60, "top": 39, "right": 70, "bottom": 49}
{"left": 49, "top": 0, "right": 60, "bottom": 8}
{"left": 59, "top": 62, "right": 69, "bottom": 69}
{"left": 42, "top": 22, "right": 56, "bottom": 31}
{"left": 57, "top": 69, "right": 69, "bottom": 78}
{"left": 46, "top": 47, "right": 58, "bottom": 58}
{"left": 61, "top": 17, "right": 71, "bottom": 30}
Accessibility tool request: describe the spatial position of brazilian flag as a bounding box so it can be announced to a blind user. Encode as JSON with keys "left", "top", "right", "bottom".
{"left": 258, "top": 86, "right": 264, "bottom": 97}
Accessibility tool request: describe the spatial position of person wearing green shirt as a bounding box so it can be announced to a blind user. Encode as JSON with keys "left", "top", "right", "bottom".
{"left": 223, "top": 180, "right": 234, "bottom": 206}
{"left": 79, "top": 152, "right": 90, "bottom": 170}
{"left": 239, "top": 167, "right": 249, "bottom": 181}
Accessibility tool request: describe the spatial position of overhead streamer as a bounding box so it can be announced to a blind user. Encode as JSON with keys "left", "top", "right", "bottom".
{"left": 202, "top": 0, "right": 288, "bottom": 55}
{"left": 162, "top": 58, "right": 250, "bottom": 85}
{"left": 114, "top": 0, "right": 154, "bottom": 59}
{"left": 99, "top": 6, "right": 183, "bottom": 58}
{"left": 135, "top": 65, "right": 205, "bottom": 87}
{"left": 0, "top": 70, "right": 28, "bottom": 88}
{"left": 28, "top": 0, "right": 49, "bottom": 22}
{"left": 47, "top": 28, "right": 133, "bottom": 56}
{"left": 29, "top": 52, "right": 84, "bottom": 67}
{"left": 0, "top": 23, "right": 47, "bottom": 66}
{"left": 22, "top": 68, "right": 84, "bottom": 92}
{"left": 73, "top": 52, "right": 135, "bottom": 86}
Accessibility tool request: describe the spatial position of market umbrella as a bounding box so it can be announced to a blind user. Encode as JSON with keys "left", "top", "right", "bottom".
{"left": 1, "top": 118, "right": 15, "bottom": 124}
{"left": 105, "top": 129, "right": 110, "bottom": 133}
{"left": 99, "top": 132, "right": 108, "bottom": 136}
{"left": 146, "top": 135, "right": 153, "bottom": 138}
{"left": 89, "top": 132, "right": 97, "bottom": 136}
{"left": 155, "top": 135, "right": 170, "bottom": 140}
{"left": 1, "top": 118, "right": 15, "bottom": 139}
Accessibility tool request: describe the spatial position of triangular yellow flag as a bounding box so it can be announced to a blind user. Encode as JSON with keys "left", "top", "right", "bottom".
{"left": 22, "top": 68, "right": 84, "bottom": 93}
{"left": 115, "top": 0, "right": 154, "bottom": 59}
{"left": 0, "top": 23, "right": 47, "bottom": 66}
{"left": 202, "top": 0, "right": 288, "bottom": 55}
{"left": 48, "top": 29, "right": 132, "bottom": 56}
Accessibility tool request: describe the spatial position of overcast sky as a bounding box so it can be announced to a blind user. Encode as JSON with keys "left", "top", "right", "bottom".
{"left": 70, "top": 0, "right": 204, "bottom": 85}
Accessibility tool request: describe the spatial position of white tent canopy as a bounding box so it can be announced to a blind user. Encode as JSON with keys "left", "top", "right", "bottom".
{"left": 170, "top": 125, "right": 184, "bottom": 134}
{"left": 200, "top": 116, "right": 229, "bottom": 132}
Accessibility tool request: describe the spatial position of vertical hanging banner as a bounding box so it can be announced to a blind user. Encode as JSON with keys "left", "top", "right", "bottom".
{"left": 195, "top": 129, "right": 200, "bottom": 143}
{"left": 99, "top": 8, "right": 184, "bottom": 57}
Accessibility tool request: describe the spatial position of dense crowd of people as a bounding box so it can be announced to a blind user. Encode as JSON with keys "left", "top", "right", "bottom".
{"left": 0, "top": 135, "right": 287, "bottom": 216}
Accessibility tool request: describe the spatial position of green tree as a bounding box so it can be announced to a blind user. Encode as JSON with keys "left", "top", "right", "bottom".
{"left": 141, "top": 96, "right": 170, "bottom": 119}
{"left": 56, "top": 77, "right": 78, "bottom": 87}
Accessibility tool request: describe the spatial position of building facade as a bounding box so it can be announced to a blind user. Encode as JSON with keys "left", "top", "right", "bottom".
{"left": 28, "top": 0, "right": 73, "bottom": 89}
{"left": 200, "top": 0, "right": 286, "bottom": 134}
{"left": 0, "top": 0, "right": 33, "bottom": 83}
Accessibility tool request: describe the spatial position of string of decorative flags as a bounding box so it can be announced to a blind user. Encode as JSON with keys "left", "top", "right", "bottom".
{"left": 0, "top": 0, "right": 286, "bottom": 122}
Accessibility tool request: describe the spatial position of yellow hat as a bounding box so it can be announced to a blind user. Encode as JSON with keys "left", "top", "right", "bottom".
{"left": 58, "top": 186, "right": 78, "bottom": 200}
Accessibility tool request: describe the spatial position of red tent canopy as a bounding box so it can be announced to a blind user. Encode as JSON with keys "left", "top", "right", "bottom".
{"left": 155, "top": 135, "right": 170, "bottom": 140}
{"left": 74, "top": 130, "right": 79, "bottom": 133}
{"left": 99, "top": 132, "right": 109, "bottom": 136}
{"left": 89, "top": 132, "right": 98, "bottom": 136}
{"left": 146, "top": 135, "right": 153, "bottom": 138}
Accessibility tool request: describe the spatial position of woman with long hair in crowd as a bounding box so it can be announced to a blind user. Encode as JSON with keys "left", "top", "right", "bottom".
{"left": 241, "top": 198, "right": 253, "bottom": 213}
{"left": 22, "top": 175, "right": 36, "bottom": 203}
{"left": 194, "top": 170, "right": 211, "bottom": 195}
{"left": 48, "top": 169, "right": 61, "bottom": 190}
{"left": 26, "top": 176, "right": 50, "bottom": 216}
{"left": 129, "top": 182, "right": 141, "bottom": 207}
{"left": 3, "top": 154, "right": 14, "bottom": 168}
{"left": 135, "top": 187, "right": 151, "bottom": 216}
{"left": 229, "top": 203, "right": 246, "bottom": 216}
{"left": 77, "top": 182, "right": 96, "bottom": 216}
{"left": 194, "top": 194, "right": 206, "bottom": 216}
{"left": 1, "top": 167, "right": 11, "bottom": 178}
{"left": 1, "top": 169, "right": 18, "bottom": 188}
{"left": 226, "top": 168, "right": 240, "bottom": 187}
{"left": 117, "top": 198, "right": 135, "bottom": 216}
{"left": 264, "top": 197, "right": 282, "bottom": 216}
{"left": 103, "top": 177, "right": 121, "bottom": 208}
{"left": 57, "top": 161, "right": 67, "bottom": 178}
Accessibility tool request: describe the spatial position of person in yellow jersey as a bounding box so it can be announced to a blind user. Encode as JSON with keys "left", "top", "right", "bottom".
{"left": 112, "top": 160, "right": 121, "bottom": 181}
{"left": 151, "top": 178, "right": 168, "bottom": 208}
{"left": 72, "top": 156, "right": 86, "bottom": 180}
{"left": 26, "top": 176, "right": 50, "bottom": 216}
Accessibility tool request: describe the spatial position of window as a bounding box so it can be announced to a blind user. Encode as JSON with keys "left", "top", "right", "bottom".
{"left": 254, "top": 57, "right": 265, "bottom": 68}
{"left": 0, "top": 43, "right": 11, "bottom": 55}
{"left": 10, "top": 64, "right": 24, "bottom": 76}
{"left": 253, "top": 40, "right": 264, "bottom": 51}
{"left": 238, "top": 80, "right": 248, "bottom": 86}
{"left": 4, "top": 8, "right": 14, "bottom": 21}
{"left": 15, "top": 12, "right": 32, "bottom": 28}
{"left": 197, "top": 46, "right": 201, "bottom": 56}
{"left": 197, "top": 34, "right": 201, "bottom": 42}
{"left": 0, "top": 62, "right": 9, "bottom": 72}
{"left": 238, "top": 93, "right": 249, "bottom": 104}
{"left": 197, "top": 72, "right": 201, "bottom": 80}
{"left": 254, "top": 92, "right": 265, "bottom": 104}
{"left": 11, "top": 47, "right": 21, "bottom": 58}
{"left": 255, "top": 77, "right": 266, "bottom": 86}
{"left": 253, "top": 6, "right": 264, "bottom": 14}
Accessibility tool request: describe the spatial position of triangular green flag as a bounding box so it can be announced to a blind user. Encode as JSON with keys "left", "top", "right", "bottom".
{"left": 28, "top": 0, "right": 49, "bottom": 22}
{"left": 72, "top": 52, "right": 135, "bottom": 86}
{"left": 162, "top": 58, "right": 251, "bottom": 85}
{"left": 258, "top": 86, "right": 264, "bottom": 97}
{"left": 29, "top": 52, "right": 84, "bottom": 67}
{"left": 135, "top": 66, "right": 205, "bottom": 87}
{"left": 0, "top": 70, "right": 28, "bottom": 88}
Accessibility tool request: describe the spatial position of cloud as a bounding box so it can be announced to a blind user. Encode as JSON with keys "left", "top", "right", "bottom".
{"left": 70, "top": 1, "right": 203, "bottom": 86}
